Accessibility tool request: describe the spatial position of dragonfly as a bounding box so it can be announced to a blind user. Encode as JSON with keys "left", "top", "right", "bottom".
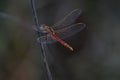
{"left": 0, "top": 9, "right": 86, "bottom": 51}
{"left": 34, "top": 9, "right": 86, "bottom": 51}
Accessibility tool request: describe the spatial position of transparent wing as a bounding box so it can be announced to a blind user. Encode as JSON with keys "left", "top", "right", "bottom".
{"left": 38, "top": 23, "right": 86, "bottom": 44}
{"left": 37, "top": 35, "right": 57, "bottom": 44}
{"left": 55, "top": 23, "right": 86, "bottom": 39}
{"left": 52, "top": 9, "right": 82, "bottom": 30}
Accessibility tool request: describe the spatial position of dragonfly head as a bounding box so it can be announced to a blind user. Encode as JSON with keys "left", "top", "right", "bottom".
{"left": 40, "top": 24, "right": 49, "bottom": 33}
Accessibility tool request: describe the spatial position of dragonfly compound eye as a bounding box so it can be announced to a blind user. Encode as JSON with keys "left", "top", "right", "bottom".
{"left": 40, "top": 24, "right": 48, "bottom": 30}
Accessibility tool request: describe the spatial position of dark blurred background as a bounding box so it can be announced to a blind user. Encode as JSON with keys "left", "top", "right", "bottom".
{"left": 0, "top": 0, "right": 120, "bottom": 80}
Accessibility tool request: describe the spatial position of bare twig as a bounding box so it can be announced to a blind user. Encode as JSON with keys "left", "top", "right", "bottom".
{"left": 30, "top": 0, "right": 53, "bottom": 80}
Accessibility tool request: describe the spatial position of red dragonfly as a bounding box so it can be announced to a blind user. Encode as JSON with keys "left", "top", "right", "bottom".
{"left": 0, "top": 9, "right": 86, "bottom": 51}
{"left": 34, "top": 9, "right": 86, "bottom": 51}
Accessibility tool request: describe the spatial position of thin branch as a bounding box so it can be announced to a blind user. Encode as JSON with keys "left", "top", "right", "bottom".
{"left": 30, "top": 0, "right": 53, "bottom": 80}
